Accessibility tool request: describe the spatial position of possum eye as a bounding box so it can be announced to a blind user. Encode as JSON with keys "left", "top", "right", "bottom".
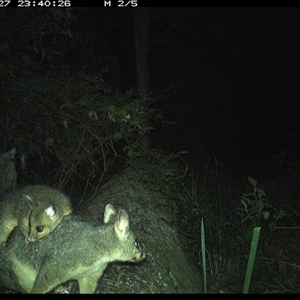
{"left": 36, "top": 226, "right": 44, "bottom": 233}
{"left": 134, "top": 239, "right": 140, "bottom": 249}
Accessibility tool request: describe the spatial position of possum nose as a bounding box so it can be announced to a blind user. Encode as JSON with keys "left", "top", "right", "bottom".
{"left": 132, "top": 252, "right": 146, "bottom": 261}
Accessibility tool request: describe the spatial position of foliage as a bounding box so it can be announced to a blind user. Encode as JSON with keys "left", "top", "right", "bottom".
{"left": 238, "top": 176, "right": 287, "bottom": 232}
{"left": 0, "top": 66, "right": 166, "bottom": 195}
{"left": 0, "top": 8, "right": 84, "bottom": 78}
{"left": 0, "top": 9, "right": 170, "bottom": 198}
{"left": 156, "top": 148, "right": 300, "bottom": 293}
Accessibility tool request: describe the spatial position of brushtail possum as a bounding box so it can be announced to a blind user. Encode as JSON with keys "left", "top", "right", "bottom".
{"left": 0, "top": 185, "right": 72, "bottom": 248}
{"left": 0, "top": 204, "right": 145, "bottom": 294}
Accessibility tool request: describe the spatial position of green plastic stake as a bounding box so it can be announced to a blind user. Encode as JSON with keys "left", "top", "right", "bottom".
{"left": 200, "top": 218, "right": 207, "bottom": 294}
{"left": 242, "top": 227, "right": 261, "bottom": 294}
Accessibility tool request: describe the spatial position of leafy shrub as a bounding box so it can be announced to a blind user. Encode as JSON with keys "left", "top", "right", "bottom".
{"left": 0, "top": 67, "right": 166, "bottom": 196}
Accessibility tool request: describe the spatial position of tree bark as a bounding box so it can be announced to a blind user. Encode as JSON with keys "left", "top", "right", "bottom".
{"left": 0, "top": 149, "right": 17, "bottom": 195}
{"left": 132, "top": 8, "right": 151, "bottom": 149}
{"left": 132, "top": 8, "right": 149, "bottom": 96}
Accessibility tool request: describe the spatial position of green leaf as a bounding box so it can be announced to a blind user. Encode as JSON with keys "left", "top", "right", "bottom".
{"left": 241, "top": 199, "right": 248, "bottom": 209}
{"left": 256, "top": 188, "right": 266, "bottom": 199}
{"left": 248, "top": 176, "right": 257, "bottom": 186}
{"left": 258, "top": 201, "right": 264, "bottom": 214}
{"left": 242, "top": 192, "right": 253, "bottom": 198}
{"left": 127, "top": 148, "right": 135, "bottom": 158}
{"left": 98, "top": 105, "right": 116, "bottom": 113}
{"left": 112, "top": 132, "right": 123, "bottom": 140}
{"left": 143, "top": 126, "right": 154, "bottom": 131}
{"left": 65, "top": 28, "right": 73, "bottom": 38}
{"left": 263, "top": 211, "right": 270, "bottom": 220}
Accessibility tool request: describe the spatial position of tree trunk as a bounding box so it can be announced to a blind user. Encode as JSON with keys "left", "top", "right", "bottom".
{"left": 78, "top": 159, "right": 202, "bottom": 293}
{"left": 132, "top": 8, "right": 149, "bottom": 96}
{"left": 0, "top": 148, "right": 17, "bottom": 195}
{"left": 132, "top": 8, "right": 151, "bottom": 149}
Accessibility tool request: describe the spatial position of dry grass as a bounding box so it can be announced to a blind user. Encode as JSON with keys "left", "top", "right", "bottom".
{"left": 173, "top": 151, "right": 300, "bottom": 293}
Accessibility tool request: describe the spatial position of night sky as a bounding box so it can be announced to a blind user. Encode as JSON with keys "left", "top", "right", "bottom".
{"left": 81, "top": 7, "right": 300, "bottom": 174}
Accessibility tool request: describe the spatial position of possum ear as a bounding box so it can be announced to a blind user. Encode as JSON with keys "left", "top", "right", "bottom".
{"left": 23, "top": 194, "right": 34, "bottom": 209}
{"left": 103, "top": 204, "right": 117, "bottom": 224}
{"left": 44, "top": 202, "right": 57, "bottom": 218}
{"left": 114, "top": 210, "right": 129, "bottom": 238}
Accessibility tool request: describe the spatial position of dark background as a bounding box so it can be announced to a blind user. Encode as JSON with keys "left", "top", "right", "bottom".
{"left": 77, "top": 7, "right": 300, "bottom": 175}
{"left": 1, "top": 6, "right": 300, "bottom": 294}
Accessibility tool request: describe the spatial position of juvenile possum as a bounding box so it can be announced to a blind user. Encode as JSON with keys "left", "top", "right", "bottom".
{"left": 0, "top": 184, "right": 72, "bottom": 248}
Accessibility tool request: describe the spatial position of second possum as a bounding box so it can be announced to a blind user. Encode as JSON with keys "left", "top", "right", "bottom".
{"left": 0, "top": 185, "right": 72, "bottom": 248}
